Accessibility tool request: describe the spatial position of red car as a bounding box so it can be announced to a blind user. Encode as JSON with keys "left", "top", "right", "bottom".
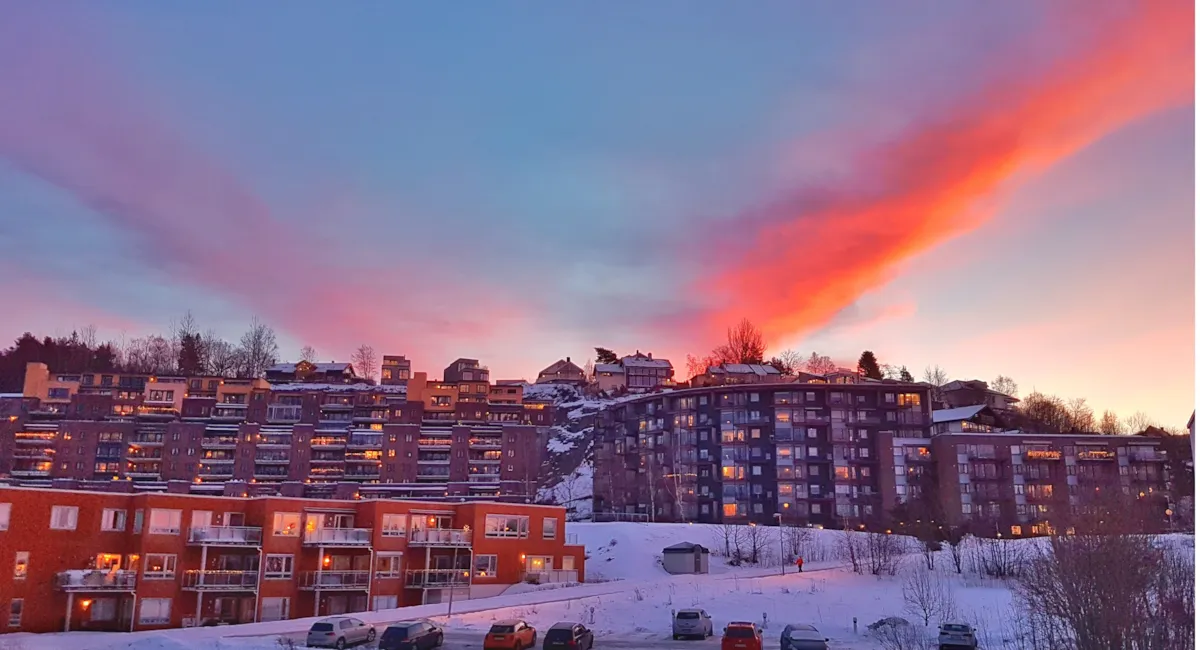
{"left": 722, "top": 622, "right": 763, "bottom": 650}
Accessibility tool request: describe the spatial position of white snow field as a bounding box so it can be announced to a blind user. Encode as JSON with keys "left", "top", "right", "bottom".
{"left": 5, "top": 521, "right": 1124, "bottom": 650}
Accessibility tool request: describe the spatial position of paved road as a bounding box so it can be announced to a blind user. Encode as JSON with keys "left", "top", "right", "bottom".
{"left": 280, "top": 628, "right": 791, "bottom": 650}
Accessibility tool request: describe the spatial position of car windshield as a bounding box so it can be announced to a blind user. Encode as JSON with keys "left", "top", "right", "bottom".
{"left": 677, "top": 612, "right": 700, "bottom": 620}
{"left": 943, "top": 624, "right": 970, "bottom": 633}
{"left": 490, "top": 625, "right": 515, "bottom": 634}
{"left": 311, "top": 623, "right": 333, "bottom": 632}
{"left": 546, "top": 629, "right": 575, "bottom": 641}
{"left": 726, "top": 627, "right": 756, "bottom": 638}
{"left": 789, "top": 630, "right": 816, "bottom": 639}
{"left": 382, "top": 627, "right": 411, "bottom": 641}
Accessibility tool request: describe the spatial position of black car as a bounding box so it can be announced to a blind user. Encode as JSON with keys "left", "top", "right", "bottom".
{"left": 543, "top": 622, "right": 594, "bottom": 650}
{"left": 380, "top": 619, "right": 444, "bottom": 650}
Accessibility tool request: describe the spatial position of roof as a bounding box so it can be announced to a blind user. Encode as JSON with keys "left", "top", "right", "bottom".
{"left": 269, "top": 382, "right": 405, "bottom": 394}
{"left": 932, "top": 405, "right": 987, "bottom": 424}
{"left": 621, "top": 355, "right": 672, "bottom": 369}
{"left": 663, "top": 542, "right": 709, "bottom": 553}
{"left": 709, "top": 363, "right": 781, "bottom": 376}
{"left": 268, "top": 362, "right": 353, "bottom": 374}
{"left": 595, "top": 363, "right": 623, "bottom": 374}
{"left": 549, "top": 623, "right": 578, "bottom": 630}
{"left": 538, "top": 359, "right": 585, "bottom": 376}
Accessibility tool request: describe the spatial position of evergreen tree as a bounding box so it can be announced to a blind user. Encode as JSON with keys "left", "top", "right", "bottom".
{"left": 857, "top": 350, "right": 883, "bottom": 380}
{"left": 594, "top": 347, "right": 619, "bottom": 365}
{"left": 177, "top": 333, "right": 203, "bottom": 375}
{"left": 898, "top": 365, "right": 914, "bottom": 382}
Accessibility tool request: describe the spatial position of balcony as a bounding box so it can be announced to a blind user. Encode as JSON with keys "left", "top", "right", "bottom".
{"left": 182, "top": 570, "right": 258, "bottom": 591}
{"left": 345, "top": 470, "right": 381, "bottom": 480}
{"left": 1024, "top": 450, "right": 1063, "bottom": 462}
{"left": 198, "top": 466, "right": 234, "bottom": 478}
{"left": 57, "top": 570, "right": 137, "bottom": 592}
{"left": 254, "top": 455, "right": 290, "bottom": 464}
{"left": 1129, "top": 449, "right": 1169, "bottom": 462}
{"left": 300, "top": 571, "right": 370, "bottom": 590}
{"left": 189, "top": 526, "right": 263, "bottom": 546}
{"left": 469, "top": 438, "right": 502, "bottom": 450}
{"left": 12, "top": 449, "right": 53, "bottom": 460}
{"left": 405, "top": 569, "right": 470, "bottom": 588}
{"left": 348, "top": 435, "right": 383, "bottom": 449}
{"left": 311, "top": 437, "right": 347, "bottom": 449}
{"left": 520, "top": 569, "right": 578, "bottom": 585}
{"left": 201, "top": 437, "right": 239, "bottom": 449}
{"left": 266, "top": 405, "right": 303, "bottom": 424}
{"left": 304, "top": 528, "right": 373, "bottom": 546}
{"left": 409, "top": 529, "right": 471, "bottom": 547}
{"left": 1077, "top": 450, "right": 1116, "bottom": 461}
{"left": 11, "top": 467, "right": 51, "bottom": 477}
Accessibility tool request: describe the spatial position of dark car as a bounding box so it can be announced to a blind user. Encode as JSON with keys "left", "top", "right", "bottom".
{"left": 780, "top": 624, "right": 829, "bottom": 650}
{"left": 543, "top": 622, "right": 594, "bottom": 650}
{"left": 380, "top": 619, "right": 444, "bottom": 650}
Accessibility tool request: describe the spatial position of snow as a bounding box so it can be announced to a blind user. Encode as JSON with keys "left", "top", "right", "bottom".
{"left": 267, "top": 382, "right": 406, "bottom": 394}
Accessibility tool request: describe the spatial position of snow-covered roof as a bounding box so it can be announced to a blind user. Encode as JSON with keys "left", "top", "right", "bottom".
{"left": 932, "top": 405, "right": 987, "bottom": 424}
{"left": 269, "top": 382, "right": 406, "bottom": 394}
{"left": 710, "top": 364, "right": 781, "bottom": 376}
{"left": 621, "top": 355, "right": 672, "bottom": 369}
{"left": 663, "top": 542, "right": 709, "bottom": 553}
{"left": 268, "top": 362, "right": 354, "bottom": 374}
{"left": 0, "top": 393, "right": 23, "bottom": 399}
{"left": 595, "top": 363, "right": 623, "bottom": 374}
{"left": 538, "top": 359, "right": 585, "bottom": 376}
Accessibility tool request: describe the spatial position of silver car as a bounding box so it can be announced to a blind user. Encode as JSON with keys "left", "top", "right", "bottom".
{"left": 307, "top": 616, "right": 377, "bottom": 649}
{"left": 672, "top": 609, "right": 714, "bottom": 639}
{"left": 938, "top": 622, "right": 978, "bottom": 649}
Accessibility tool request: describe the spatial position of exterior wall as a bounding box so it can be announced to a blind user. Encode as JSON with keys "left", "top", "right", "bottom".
{"left": 596, "top": 370, "right": 626, "bottom": 393}
{"left": 0, "top": 487, "right": 580, "bottom": 634}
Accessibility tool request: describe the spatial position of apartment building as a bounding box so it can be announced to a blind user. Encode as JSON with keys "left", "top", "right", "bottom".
{"left": 938, "top": 380, "right": 1019, "bottom": 411}
{"left": 381, "top": 356, "right": 412, "bottom": 386}
{"left": 692, "top": 364, "right": 783, "bottom": 386}
{"left": 0, "top": 486, "right": 584, "bottom": 634}
{"left": 265, "top": 362, "right": 360, "bottom": 385}
{"left": 592, "top": 379, "right": 932, "bottom": 527}
{"left": 2, "top": 364, "right": 551, "bottom": 501}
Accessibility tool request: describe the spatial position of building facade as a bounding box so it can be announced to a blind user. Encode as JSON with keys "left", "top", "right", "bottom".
{"left": 535, "top": 358, "right": 586, "bottom": 385}
{"left": 0, "top": 487, "right": 584, "bottom": 634}
{"left": 592, "top": 379, "right": 932, "bottom": 527}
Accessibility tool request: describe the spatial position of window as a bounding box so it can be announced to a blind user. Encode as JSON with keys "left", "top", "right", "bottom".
{"left": 751, "top": 466, "right": 762, "bottom": 476}
{"left": 374, "top": 553, "right": 402, "bottom": 578}
{"left": 810, "top": 503, "right": 822, "bottom": 514}
{"left": 148, "top": 509, "right": 181, "bottom": 535}
{"left": 473, "top": 554, "right": 498, "bottom": 578}
{"left": 8, "top": 599, "right": 21, "bottom": 627}
{"left": 133, "top": 510, "right": 144, "bottom": 534}
{"left": 50, "top": 506, "right": 79, "bottom": 530}
{"left": 750, "top": 393, "right": 759, "bottom": 403}
{"left": 750, "top": 428, "right": 761, "bottom": 439}
{"left": 753, "top": 503, "right": 764, "bottom": 514}
{"left": 722, "top": 503, "right": 738, "bottom": 517}
{"left": 372, "top": 595, "right": 398, "bottom": 611}
{"left": 101, "top": 509, "right": 127, "bottom": 532}
{"left": 484, "top": 515, "right": 529, "bottom": 538}
{"left": 272, "top": 512, "right": 301, "bottom": 536}
{"left": 885, "top": 393, "right": 895, "bottom": 403}
{"left": 261, "top": 597, "right": 289, "bottom": 622}
{"left": 90, "top": 598, "right": 117, "bottom": 622}
{"left": 143, "top": 554, "right": 177, "bottom": 579}
{"left": 138, "top": 598, "right": 171, "bottom": 625}
{"left": 542, "top": 517, "right": 557, "bottom": 539}
{"left": 13, "top": 552, "right": 28, "bottom": 580}
{"left": 264, "top": 554, "right": 293, "bottom": 579}
{"left": 381, "top": 514, "right": 407, "bottom": 537}
{"left": 0, "top": 503, "right": 9, "bottom": 531}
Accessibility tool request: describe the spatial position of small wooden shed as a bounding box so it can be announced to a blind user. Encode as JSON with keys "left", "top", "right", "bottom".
{"left": 662, "top": 542, "right": 710, "bottom": 575}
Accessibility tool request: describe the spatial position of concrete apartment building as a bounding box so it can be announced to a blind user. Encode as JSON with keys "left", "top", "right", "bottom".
{"left": 592, "top": 378, "right": 932, "bottom": 527}
{"left": 0, "top": 486, "right": 584, "bottom": 634}
{"left": 2, "top": 363, "right": 552, "bottom": 501}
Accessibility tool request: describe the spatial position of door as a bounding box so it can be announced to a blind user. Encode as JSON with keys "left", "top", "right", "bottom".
{"left": 225, "top": 512, "right": 246, "bottom": 527}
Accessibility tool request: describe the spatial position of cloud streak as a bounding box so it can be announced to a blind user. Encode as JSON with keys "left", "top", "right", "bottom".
{"left": 0, "top": 5, "right": 526, "bottom": 364}
{"left": 689, "top": 0, "right": 1193, "bottom": 346}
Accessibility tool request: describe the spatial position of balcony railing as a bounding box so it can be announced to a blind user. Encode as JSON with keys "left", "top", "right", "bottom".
{"left": 201, "top": 437, "right": 239, "bottom": 448}
{"left": 405, "top": 569, "right": 470, "bottom": 588}
{"left": 188, "top": 526, "right": 263, "bottom": 546}
{"left": 57, "top": 570, "right": 137, "bottom": 591}
{"left": 303, "top": 528, "right": 373, "bottom": 546}
{"left": 409, "top": 529, "right": 471, "bottom": 547}
{"left": 520, "top": 569, "right": 578, "bottom": 584}
{"left": 300, "top": 571, "right": 370, "bottom": 590}
{"left": 182, "top": 570, "right": 258, "bottom": 590}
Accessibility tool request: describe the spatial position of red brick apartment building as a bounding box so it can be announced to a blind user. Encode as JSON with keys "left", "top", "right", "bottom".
{"left": 1, "top": 363, "right": 554, "bottom": 501}
{"left": 0, "top": 486, "right": 584, "bottom": 634}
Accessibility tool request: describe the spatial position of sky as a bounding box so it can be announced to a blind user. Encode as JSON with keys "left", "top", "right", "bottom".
{"left": 0, "top": 1, "right": 1193, "bottom": 425}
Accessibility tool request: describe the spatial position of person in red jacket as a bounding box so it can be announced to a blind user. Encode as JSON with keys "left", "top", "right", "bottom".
{"left": 795, "top": 557, "right": 804, "bottom": 573}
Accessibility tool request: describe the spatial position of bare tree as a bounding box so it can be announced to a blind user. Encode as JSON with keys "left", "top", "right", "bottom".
{"left": 864, "top": 532, "right": 904, "bottom": 576}
{"left": 922, "top": 366, "right": 948, "bottom": 406}
{"left": 743, "top": 523, "right": 769, "bottom": 564}
{"left": 237, "top": 316, "right": 279, "bottom": 378}
{"left": 582, "top": 359, "right": 595, "bottom": 382}
{"left": 971, "top": 534, "right": 1025, "bottom": 579}
{"left": 351, "top": 344, "right": 378, "bottom": 382}
{"left": 299, "top": 345, "right": 319, "bottom": 364}
{"left": 1097, "top": 410, "right": 1123, "bottom": 435}
{"left": 782, "top": 524, "right": 815, "bottom": 562}
{"left": 902, "top": 565, "right": 952, "bottom": 626}
{"left": 775, "top": 349, "right": 805, "bottom": 376}
{"left": 1124, "top": 411, "right": 1155, "bottom": 435}
{"left": 805, "top": 352, "right": 838, "bottom": 375}
{"left": 203, "top": 331, "right": 240, "bottom": 377}
{"left": 868, "top": 619, "right": 925, "bottom": 650}
{"left": 1020, "top": 392, "right": 1072, "bottom": 433}
{"left": 712, "top": 318, "right": 766, "bottom": 365}
{"left": 685, "top": 353, "right": 719, "bottom": 379}
{"left": 944, "top": 527, "right": 967, "bottom": 574}
{"left": 1065, "top": 398, "right": 1094, "bottom": 432}
{"left": 839, "top": 528, "right": 864, "bottom": 574}
{"left": 712, "top": 523, "right": 740, "bottom": 558}
{"left": 991, "top": 375, "right": 1018, "bottom": 397}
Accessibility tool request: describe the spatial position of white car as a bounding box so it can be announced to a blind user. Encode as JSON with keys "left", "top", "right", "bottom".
{"left": 938, "top": 622, "right": 977, "bottom": 649}
{"left": 307, "top": 616, "right": 377, "bottom": 649}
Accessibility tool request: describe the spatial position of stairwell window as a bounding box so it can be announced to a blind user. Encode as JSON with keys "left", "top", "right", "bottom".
{"left": 0, "top": 503, "right": 9, "bottom": 531}
{"left": 8, "top": 599, "right": 22, "bottom": 627}
{"left": 13, "top": 552, "right": 28, "bottom": 580}
{"left": 542, "top": 518, "right": 557, "bottom": 540}
{"left": 50, "top": 506, "right": 79, "bottom": 530}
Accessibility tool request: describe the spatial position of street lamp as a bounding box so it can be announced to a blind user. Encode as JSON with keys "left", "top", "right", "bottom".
{"left": 773, "top": 513, "right": 785, "bottom": 576}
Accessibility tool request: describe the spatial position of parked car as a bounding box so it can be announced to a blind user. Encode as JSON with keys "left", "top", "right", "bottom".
{"left": 484, "top": 619, "right": 538, "bottom": 650}
{"left": 938, "top": 622, "right": 978, "bottom": 649}
{"left": 672, "top": 609, "right": 714, "bottom": 639}
{"left": 780, "top": 624, "right": 829, "bottom": 650}
{"left": 721, "top": 622, "right": 763, "bottom": 650}
{"left": 543, "top": 622, "right": 594, "bottom": 650}
{"left": 380, "top": 619, "right": 444, "bottom": 650}
{"left": 306, "top": 616, "right": 376, "bottom": 649}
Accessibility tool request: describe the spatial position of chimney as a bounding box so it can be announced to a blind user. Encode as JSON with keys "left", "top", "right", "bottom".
{"left": 648, "top": 352, "right": 653, "bottom": 359}
{"left": 566, "top": 356, "right": 571, "bottom": 363}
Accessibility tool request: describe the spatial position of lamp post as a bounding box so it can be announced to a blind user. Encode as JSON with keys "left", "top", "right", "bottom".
{"left": 773, "top": 513, "right": 785, "bottom": 576}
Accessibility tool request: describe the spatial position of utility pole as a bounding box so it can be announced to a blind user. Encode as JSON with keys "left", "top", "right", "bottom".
{"left": 774, "top": 513, "right": 785, "bottom": 576}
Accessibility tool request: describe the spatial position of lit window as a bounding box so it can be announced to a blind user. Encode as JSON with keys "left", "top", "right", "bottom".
{"left": 722, "top": 503, "right": 738, "bottom": 517}
{"left": 13, "top": 552, "right": 28, "bottom": 580}
{"left": 272, "top": 512, "right": 301, "bottom": 536}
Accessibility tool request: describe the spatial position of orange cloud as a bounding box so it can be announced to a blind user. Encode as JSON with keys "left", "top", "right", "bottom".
{"left": 696, "top": 1, "right": 1193, "bottom": 346}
